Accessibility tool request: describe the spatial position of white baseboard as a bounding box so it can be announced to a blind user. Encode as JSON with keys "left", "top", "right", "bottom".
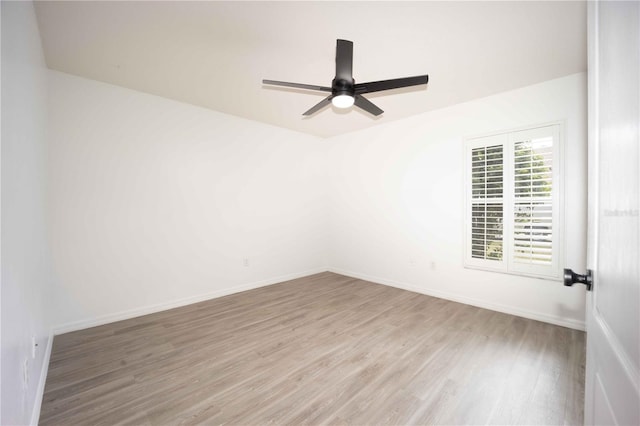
{"left": 328, "top": 267, "right": 586, "bottom": 331}
{"left": 53, "top": 267, "right": 327, "bottom": 335}
{"left": 30, "top": 328, "right": 54, "bottom": 426}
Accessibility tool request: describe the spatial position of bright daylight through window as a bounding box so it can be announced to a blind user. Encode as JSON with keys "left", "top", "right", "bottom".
{"left": 465, "top": 124, "right": 562, "bottom": 279}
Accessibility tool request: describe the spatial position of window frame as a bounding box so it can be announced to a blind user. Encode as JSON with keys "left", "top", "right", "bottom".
{"left": 463, "top": 122, "right": 564, "bottom": 281}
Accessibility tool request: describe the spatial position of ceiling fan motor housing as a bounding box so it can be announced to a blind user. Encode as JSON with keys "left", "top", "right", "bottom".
{"left": 332, "top": 77, "right": 355, "bottom": 98}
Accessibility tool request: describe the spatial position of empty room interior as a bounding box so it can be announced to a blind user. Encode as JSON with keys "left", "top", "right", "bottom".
{"left": 2, "top": 1, "right": 639, "bottom": 425}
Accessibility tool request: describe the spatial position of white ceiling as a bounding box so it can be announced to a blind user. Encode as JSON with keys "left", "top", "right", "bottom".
{"left": 34, "top": 1, "right": 586, "bottom": 138}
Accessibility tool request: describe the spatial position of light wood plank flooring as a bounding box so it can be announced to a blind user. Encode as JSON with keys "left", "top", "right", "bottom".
{"left": 40, "top": 272, "right": 585, "bottom": 425}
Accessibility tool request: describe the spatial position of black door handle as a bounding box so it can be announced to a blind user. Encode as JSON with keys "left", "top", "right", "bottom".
{"left": 563, "top": 268, "right": 593, "bottom": 291}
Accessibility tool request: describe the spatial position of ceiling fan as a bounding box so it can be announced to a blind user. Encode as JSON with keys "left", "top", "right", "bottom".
{"left": 262, "top": 39, "right": 429, "bottom": 117}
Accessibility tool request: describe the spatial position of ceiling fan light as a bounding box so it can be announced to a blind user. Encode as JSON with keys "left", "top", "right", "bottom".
{"left": 332, "top": 94, "right": 355, "bottom": 109}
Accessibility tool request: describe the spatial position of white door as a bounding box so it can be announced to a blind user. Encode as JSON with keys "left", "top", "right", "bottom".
{"left": 584, "top": 1, "right": 640, "bottom": 425}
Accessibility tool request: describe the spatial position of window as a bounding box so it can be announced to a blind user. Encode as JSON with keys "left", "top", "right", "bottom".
{"left": 464, "top": 124, "right": 562, "bottom": 279}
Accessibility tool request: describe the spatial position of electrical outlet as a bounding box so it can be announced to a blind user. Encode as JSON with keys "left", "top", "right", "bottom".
{"left": 409, "top": 258, "right": 416, "bottom": 266}
{"left": 430, "top": 261, "right": 436, "bottom": 270}
{"left": 243, "top": 258, "right": 250, "bottom": 267}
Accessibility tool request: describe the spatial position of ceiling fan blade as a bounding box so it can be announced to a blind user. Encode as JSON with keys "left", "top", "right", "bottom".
{"left": 354, "top": 75, "right": 429, "bottom": 94}
{"left": 263, "top": 80, "right": 332, "bottom": 92}
{"left": 354, "top": 94, "right": 383, "bottom": 116}
{"left": 303, "top": 95, "right": 333, "bottom": 116}
{"left": 335, "top": 39, "right": 353, "bottom": 81}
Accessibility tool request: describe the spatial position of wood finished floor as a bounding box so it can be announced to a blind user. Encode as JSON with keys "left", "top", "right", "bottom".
{"left": 41, "top": 272, "right": 585, "bottom": 425}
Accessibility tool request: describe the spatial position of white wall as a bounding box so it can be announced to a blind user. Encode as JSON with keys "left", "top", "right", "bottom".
{"left": 327, "top": 73, "right": 587, "bottom": 329}
{"left": 1, "top": 2, "right": 54, "bottom": 424}
{"left": 48, "top": 71, "right": 327, "bottom": 331}
{"left": 48, "top": 71, "right": 587, "bottom": 333}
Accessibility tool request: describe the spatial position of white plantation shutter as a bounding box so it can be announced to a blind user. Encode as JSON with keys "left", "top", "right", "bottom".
{"left": 513, "top": 202, "right": 553, "bottom": 263}
{"left": 466, "top": 134, "right": 507, "bottom": 270}
{"left": 470, "top": 143, "right": 504, "bottom": 262}
{"left": 471, "top": 203, "right": 503, "bottom": 261}
{"left": 508, "top": 126, "right": 561, "bottom": 277}
{"left": 465, "top": 124, "right": 562, "bottom": 279}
